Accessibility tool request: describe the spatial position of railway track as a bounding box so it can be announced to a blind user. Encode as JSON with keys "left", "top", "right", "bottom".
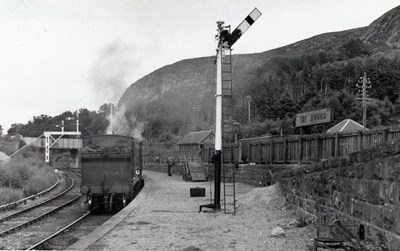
{"left": 29, "top": 212, "right": 114, "bottom": 250}
{"left": 0, "top": 170, "right": 90, "bottom": 250}
{"left": 26, "top": 211, "right": 91, "bottom": 250}
{"left": 0, "top": 177, "right": 60, "bottom": 212}
{"left": 0, "top": 172, "right": 75, "bottom": 223}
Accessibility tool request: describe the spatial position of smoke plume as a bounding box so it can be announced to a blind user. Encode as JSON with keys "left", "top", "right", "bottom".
{"left": 107, "top": 104, "right": 144, "bottom": 141}
{"left": 89, "top": 41, "right": 145, "bottom": 140}
{"left": 90, "top": 41, "right": 137, "bottom": 103}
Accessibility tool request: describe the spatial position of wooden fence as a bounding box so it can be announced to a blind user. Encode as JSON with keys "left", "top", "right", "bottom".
{"left": 223, "top": 127, "right": 400, "bottom": 164}
{"left": 137, "top": 127, "right": 400, "bottom": 165}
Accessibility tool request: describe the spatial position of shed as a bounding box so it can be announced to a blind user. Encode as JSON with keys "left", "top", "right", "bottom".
{"left": 327, "top": 119, "right": 367, "bottom": 134}
{"left": 177, "top": 130, "right": 214, "bottom": 162}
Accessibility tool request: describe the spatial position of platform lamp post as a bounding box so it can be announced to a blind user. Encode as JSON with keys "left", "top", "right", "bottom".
{"left": 200, "top": 8, "right": 261, "bottom": 212}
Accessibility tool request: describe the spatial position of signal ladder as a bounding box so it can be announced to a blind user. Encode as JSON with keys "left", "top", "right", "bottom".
{"left": 221, "top": 47, "right": 236, "bottom": 214}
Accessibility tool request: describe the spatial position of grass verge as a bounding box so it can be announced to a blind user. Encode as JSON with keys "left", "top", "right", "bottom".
{"left": 0, "top": 148, "right": 58, "bottom": 204}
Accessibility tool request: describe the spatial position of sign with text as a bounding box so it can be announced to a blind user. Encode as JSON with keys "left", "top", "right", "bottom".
{"left": 295, "top": 108, "right": 332, "bottom": 127}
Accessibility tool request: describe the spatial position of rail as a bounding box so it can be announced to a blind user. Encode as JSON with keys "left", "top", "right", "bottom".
{"left": 0, "top": 176, "right": 60, "bottom": 211}
{"left": 0, "top": 172, "right": 75, "bottom": 223}
{"left": 26, "top": 211, "right": 91, "bottom": 250}
{"left": 0, "top": 195, "right": 82, "bottom": 238}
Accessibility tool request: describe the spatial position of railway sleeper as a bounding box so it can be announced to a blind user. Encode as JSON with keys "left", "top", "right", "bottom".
{"left": 0, "top": 195, "right": 81, "bottom": 238}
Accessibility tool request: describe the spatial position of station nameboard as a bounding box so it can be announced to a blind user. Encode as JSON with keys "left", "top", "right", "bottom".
{"left": 295, "top": 108, "right": 332, "bottom": 127}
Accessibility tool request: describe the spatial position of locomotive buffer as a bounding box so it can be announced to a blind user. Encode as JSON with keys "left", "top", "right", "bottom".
{"left": 200, "top": 8, "right": 261, "bottom": 212}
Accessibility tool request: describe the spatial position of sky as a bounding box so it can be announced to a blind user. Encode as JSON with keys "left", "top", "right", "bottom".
{"left": 0, "top": 0, "right": 399, "bottom": 132}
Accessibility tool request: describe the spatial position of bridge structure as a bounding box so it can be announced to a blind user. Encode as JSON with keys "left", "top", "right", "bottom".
{"left": 23, "top": 136, "right": 82, "bottom": 168}
{"left": 16, "top": 118, "right": 82, "bottom": 168}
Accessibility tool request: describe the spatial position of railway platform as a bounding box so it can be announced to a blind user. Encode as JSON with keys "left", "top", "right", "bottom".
{"left": 68, "top": 170, "right": 315, "bottom": 250}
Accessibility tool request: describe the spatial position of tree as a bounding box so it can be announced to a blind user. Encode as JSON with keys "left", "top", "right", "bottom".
{"left": 8, "top": 123, "right": 23, "bottom": 135}
{"left": 0, "top": 124, "right": 2, "bottom": 136}
{"left": 249, "top": 72, "right": 283, "bottom": 121}
{"left": 275, "top": 89, "right": 298, "bottom": 120}
{"left": 339, "top": 39, "right": 371, "bottom": 59}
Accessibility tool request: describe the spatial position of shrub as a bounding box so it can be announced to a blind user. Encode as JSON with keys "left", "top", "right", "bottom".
{"left": 23, "top": 167, "right": 57, "bottom": 196}
{"left": 0, "top": 137, "right": 18, "bottom": 156}
{"left": 0, "top": 149, "right": 58, "bottom": 203}
{"left": 0, "top": 187, "right": 23, "bottom": 204}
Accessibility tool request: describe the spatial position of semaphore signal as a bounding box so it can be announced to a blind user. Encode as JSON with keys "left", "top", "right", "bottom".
{"left": 208, "top": 8, "right": 262, "bottom": 211}
{"left": 219, "top": 8, "right": 262, "bottom": 48}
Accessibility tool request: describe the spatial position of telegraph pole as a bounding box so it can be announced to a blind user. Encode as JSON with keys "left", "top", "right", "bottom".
{"left": 358, "top": 72, "right": 371, "bottom": 132}
{"left": 246, "top": 95, "right": 251, "bottom": 123}
{"left": 362, "top": 73, "right": 367, "bottom": 131}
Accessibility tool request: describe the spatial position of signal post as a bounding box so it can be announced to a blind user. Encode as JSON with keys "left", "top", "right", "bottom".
{"left": 200, "top": 8, "right": 261, "bottom": 212}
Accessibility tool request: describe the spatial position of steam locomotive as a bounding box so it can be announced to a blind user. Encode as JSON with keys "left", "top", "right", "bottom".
{"left": 79, "top": 134, "right": 143, "bottom": 211}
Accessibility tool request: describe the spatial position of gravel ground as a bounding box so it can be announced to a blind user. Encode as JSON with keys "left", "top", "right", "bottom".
{"left": 44, "top": 213, "right": 113, "bottom": 250}
{"left": 70, "top": 171, "right": 316, "bottom": 251}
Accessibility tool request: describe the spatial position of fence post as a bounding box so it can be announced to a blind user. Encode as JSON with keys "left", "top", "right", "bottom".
{"left": 284, "top": 139, "right": 288, "bottom": 164}
{"left": 335, "top": 133, "right": 340, "bottom": 157}
{"left": 357, "top": 131, "right": 363, "bottom": 152}
{"left": 248, "top": 143, "right": 252, "bottom": 163}
{"left": 259, "top": 142, "right": 262, "bottom": 164}
{"left": 269, "top": 141, "right": 273, "bottom": 164}
{"left": 315, "top": 136, "right": 320, "bottom": 162}
{"left": 383, "top": 128, "right": 389, "bottom": 143}
{"left": 299, "top": 136, "right": 303, "bottom": 164}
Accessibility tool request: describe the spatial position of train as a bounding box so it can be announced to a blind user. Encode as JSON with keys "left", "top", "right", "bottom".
{"left": 79, "top": 135, "right": 144, "bottom": 211}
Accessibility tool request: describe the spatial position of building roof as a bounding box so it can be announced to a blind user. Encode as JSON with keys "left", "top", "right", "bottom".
{"left": 177, "top": 130, "right": 214, "bottom": 145}
{"left": 327, "top": 119, "right": 367, "bottom": 134}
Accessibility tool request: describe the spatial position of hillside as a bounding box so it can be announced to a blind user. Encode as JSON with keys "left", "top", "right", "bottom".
{"left": 119, "top": 6, "right": 400, "bottom": 137}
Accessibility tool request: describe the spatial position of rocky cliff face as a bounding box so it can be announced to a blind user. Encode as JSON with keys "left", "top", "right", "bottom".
{"left": 119, "top": 6, "right": 400, "bottom": 135}
{"left": 361, "top": 6, "right": 400, "bottom": 49}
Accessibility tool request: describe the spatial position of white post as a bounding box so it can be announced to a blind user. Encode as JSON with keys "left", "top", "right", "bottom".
{"left": 215, "top": 21, "right": 224, "bottom": 151}
{"left": 45, "top": 135, "right": 50, "bottom": 163}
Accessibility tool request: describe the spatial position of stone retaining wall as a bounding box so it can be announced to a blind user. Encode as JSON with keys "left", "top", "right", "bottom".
{"left": 280, "top": 138, "right": 400, "bottom": 250}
